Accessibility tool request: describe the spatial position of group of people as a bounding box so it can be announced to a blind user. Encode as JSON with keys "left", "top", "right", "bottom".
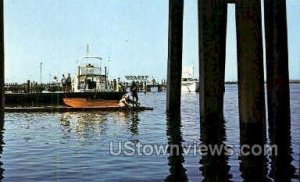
{"left": 61, "top": 73, "right": 72, "bottom": 92}
{"left": 119, "top": 81, "right": 139, "bottom": 108}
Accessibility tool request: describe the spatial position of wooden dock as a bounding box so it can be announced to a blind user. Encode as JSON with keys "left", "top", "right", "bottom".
{"left": 5, "top": 106, "right": 153, "bottom": 113}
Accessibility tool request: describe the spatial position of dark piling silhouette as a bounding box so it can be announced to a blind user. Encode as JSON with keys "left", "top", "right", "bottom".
{"left": 236, "top": 0, "right": 266, "bottom": 124}
{"left": 264, "top": 2, "right": 296, "bottom": 179}
{"left": 0, "top": 0, "right": 4, "bottom": 121}
{"left": 198, "top": 0, "right": 227, "bottom": 121}
{"left": 166, "top": 0, "right": 184, "bottom": 115}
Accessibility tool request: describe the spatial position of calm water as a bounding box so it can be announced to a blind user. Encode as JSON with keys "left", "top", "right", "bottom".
{"left": 0, "top": 84, "right": 299, "bottom": 181}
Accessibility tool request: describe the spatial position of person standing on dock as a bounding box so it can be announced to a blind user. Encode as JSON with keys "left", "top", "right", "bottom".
{"left": 61, "top": 74, "right": 66, "bottom": 92}
{"left": 130, "top": 81, "right": 138, "bottom": 104}
{"left": 66, "top": 73, "right": 72, "bottom": 92}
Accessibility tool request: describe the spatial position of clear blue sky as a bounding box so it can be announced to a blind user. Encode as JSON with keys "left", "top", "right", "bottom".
{"left": 4, "top": 0, "right": 300, "bottom": 83}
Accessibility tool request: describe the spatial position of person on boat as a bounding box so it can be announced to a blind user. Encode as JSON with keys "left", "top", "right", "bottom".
{"left": 61, "top": 74, "right": 66, "bottom": 92}
{"left": 130, "top": 81, "right": 138, "bottom": 104}
{"left": 66, "top": 73, "right": 72, "bottom": 92}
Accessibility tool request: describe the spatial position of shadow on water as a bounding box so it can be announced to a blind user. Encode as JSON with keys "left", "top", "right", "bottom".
{"left": 268, "top": 116, "right": 298, "bottom": 180}
{"left": 165, "top": 114, "right": 188, "bottom": 181}
{"left": 199, "top": 116, "right": 232, "bottom": 181}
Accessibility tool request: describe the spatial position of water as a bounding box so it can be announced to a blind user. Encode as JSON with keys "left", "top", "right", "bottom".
{"left": 0, "top": 84, "right": 299, "bottom": 181}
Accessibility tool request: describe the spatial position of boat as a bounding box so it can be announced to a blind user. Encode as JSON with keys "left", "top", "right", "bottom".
{"left": 63, "top": 98, "right": 119, "bottom": 108}
{"left": 182, "top": 77, "right": 199, "bottom": 92}
{"left": 72, "top": 46, "right": 114, "bottom": 92}
{"left": 181, "top": 66, "right": 199, "bottom": 92}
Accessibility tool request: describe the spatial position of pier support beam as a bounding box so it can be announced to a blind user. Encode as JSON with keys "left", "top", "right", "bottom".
{"left": 264, "top": 0, "right": 294, "bottom": 180}
{"left": 236, "top": 2, "right": 267, "bottom": 177}
{"left": 0, "top": 0, "right": 4, "bottom": 121}
{"left": 236, "top": 0, "right": 266, "bottom": 124}
{"left": 166, "top": 0, "right": 184, "bottom": 114}
{"left": 264, "top": 0, "right": 291, "bottom": 140}
{"left": 198, "top": 0, "right": 227, "bottom": 121}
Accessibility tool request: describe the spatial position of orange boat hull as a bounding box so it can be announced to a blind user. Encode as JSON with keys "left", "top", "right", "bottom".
{"left": 63, "top": 98, "right": 119, "bottom": 108}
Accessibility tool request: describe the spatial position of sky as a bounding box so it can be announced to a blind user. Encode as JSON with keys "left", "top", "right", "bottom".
{"left": 4, "top": 0, "right": 300, "bottom": 83}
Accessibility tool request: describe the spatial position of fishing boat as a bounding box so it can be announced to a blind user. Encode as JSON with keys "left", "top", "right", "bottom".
{"left": 72, "top": 46, "right": 114, "bottom": 92}
{"left": 63, "top": 98, "right": 119, "bottom": 108}
{"left": 182, "top": 77, "right": 199, "bottom": 92}
{"left": 181, "top": 66, "right": 199, "bottom": 92}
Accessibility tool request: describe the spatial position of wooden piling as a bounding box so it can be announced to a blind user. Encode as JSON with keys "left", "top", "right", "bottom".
{"left": 236, "top": 0, "right": 266, "bottom": 124}
{"left": 166, "top": 0, "right": 184, "bottom": 114}
{"left": 198, "top": 0, "right": 227, "bottom": 120}
{"left": 0, "top": 0, "right": 4, "bottom": 120}
{"left": 264, "top": 0, "right": 291, "bottom": 134}
{"left": 264, "top": 1, "right": 294, "bottom": 179}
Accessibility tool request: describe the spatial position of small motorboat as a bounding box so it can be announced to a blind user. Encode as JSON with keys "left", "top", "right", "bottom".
{"left": 63, "top": 98, "right": 119, "bottom": 108}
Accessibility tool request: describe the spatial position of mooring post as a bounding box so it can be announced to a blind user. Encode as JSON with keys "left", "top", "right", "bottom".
{"left": 166, "top": 0, "right": 184, "bottom": 114}
{"left": 198, "top": 0, "right": 227, "bottom": 121}
{"left": 0, "top": 0, "right": 4, "bottom": 121}
{"left": 236, "top": 0, "right": 266, "bottom": 124}
{"left": 264, "top": 0, "right": 294, "bottom": 180}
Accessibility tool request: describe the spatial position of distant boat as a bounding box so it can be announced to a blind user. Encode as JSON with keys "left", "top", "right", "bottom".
{"left": 182, "top": 78, "right": 199, "bottom": 92}
{"left": 63, "top": 98, "right": 119, "bottom": 108}
{"left": 182, "top": 66, "right": 199, "bottom": 92}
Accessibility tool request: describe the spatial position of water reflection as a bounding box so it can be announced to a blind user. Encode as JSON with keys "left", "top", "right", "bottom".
{"left": 0, "top": 114, "right": 4, "bottom": 180}
{"left": 199, "top": 116, "right": 232, "bottom": 181}
{"left": 268, "top": 116, "right": 298, "bottom": 180}
{"left": 165, "top": 114, "right": 187, "bottom": 181}
{"left": 239, "top": 122, "right": 268, "bottom": 181}
{"left": 129, "top": 112, "right": 139, "bottom": 136}
{"left": 59, "top": 112, "right": 109, "bottom": 142}
{"left": 59, "top": 111, "right": 141, "bottom": 138}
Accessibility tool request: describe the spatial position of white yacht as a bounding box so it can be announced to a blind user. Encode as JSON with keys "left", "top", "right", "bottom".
{"left": 73, "top": 56, "right": 113, "bottom": 92}
{"left": 181, "top": 66, "right": 199, "bottom": 92}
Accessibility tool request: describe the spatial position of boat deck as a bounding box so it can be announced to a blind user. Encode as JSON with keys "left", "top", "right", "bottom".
{"left": 5, "top": 106, "right": 153, "bottom": 113}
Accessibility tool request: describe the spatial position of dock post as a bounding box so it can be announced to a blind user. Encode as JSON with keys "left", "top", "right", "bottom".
{"left": 236, "top": 0, "right": 266, "bottom": 179}
{"left": 0, "top": 0, "right": 4, "bottom": 121}
{"left": 264, "top": 0, "right": 291, "bottom": 139}
{"left": 113, "top": 79, "right": 117, "bottom": 91}
{"left": 236, "top": 0, "right": 266, "bottom": 124}
{"left": 166, "top": 0, "right": 184, "bottom": 114}
{"left": 264, "top": 0, "right": 294, "bottom": 180}
{"left": 198, "top": 0, "right": 227, "bottom": 121}
{"left": 27, "top": 80, "right": 31, "bottom": 93}
{"left": 104, "top": 66, "right": 108, "bottom": 89}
